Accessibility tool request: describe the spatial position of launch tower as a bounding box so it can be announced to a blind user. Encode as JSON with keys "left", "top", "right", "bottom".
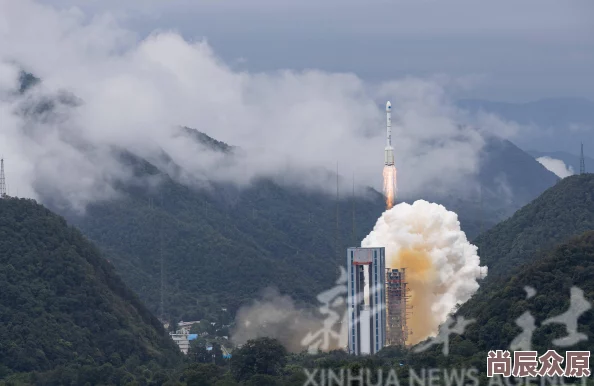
{"left": 347, "top": 247, "right": 386, "bottom": 355}
{"left": 385, "top": 268, "right": 410, "bottom": 346}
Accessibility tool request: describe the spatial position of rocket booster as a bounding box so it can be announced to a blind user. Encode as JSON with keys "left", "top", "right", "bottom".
{"left": 384, "top": 101, "right": 394, "bottom": 166}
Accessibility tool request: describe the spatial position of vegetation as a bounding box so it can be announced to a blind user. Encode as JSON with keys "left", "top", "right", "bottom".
{"left": 63, "top": 162, "right": 383, "bottom": 321}
{"left": 2, "top": 71, "right": 585, "bottom": 385}
{"left": 170, "top": 172, "right": 594, "bottom": 385}
{"left": 477, "top": 136, "right": 559, "bottom": 216}
{"left": 16, "top": 72, "right": 559, "bottom": 323}
{"left": 58, "top": 132, "right": 559, "bottom": 323}
{"left": 229, "top": 338, "right": 287, "bottom": 381}
{"left": 475, "top": 173, "right": 594, "bottom": 279}
{"left": 409, "top": 229, "right": 594, "bottom": 383}
{"left": 170, "top": 231, "right": 594, "bottom": 385}
{"left": 0, "top": 197, "right": 182, "bottom": 384}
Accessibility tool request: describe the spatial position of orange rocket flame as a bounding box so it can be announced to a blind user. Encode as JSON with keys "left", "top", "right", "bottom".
{"left": 383, "top": 165, "right": 397, "bottom": 209}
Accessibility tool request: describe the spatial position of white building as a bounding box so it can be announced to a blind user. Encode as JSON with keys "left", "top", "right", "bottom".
{"left": 170, "top": 332, "right": 191, "bottom": 354}
{"left": 169, "top": 326, "right": 198, "bottom": 354}
{"left": 346, "top": 247, "right": 386, "bottom": 355}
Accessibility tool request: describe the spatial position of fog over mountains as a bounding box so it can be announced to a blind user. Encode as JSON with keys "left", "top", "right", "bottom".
{"left": 459, "top": 97, "right": 594, "bottom": 155}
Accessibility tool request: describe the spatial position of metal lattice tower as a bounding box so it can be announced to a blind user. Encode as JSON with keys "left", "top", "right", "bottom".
{"left": 580, "top": 143, "right": 586, "bottom": 174}
{"left": 385, "top": 268, "right": 410, "bottom": 346}
{"left": 0, "top": 158, "right": 6, "bottom": 198}
{"left": 158, "top": 195, "right": 165, "bottom": 323}
{"left": 352, "top": 173, "right": 356, "bottom": 246}
{"left": 336, "top": 162, "right": 340, "bottom": 261}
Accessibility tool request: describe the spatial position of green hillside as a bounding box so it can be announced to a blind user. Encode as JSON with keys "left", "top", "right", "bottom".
{"left": 0, "top": 197, "right": 182, "bottom": 384}
{"left": 60, "top": 132, "right": 560, "bottom": 323}
{"left": 477, "top": 136, "right": 559, "bottom": 214}
{"left": 16, "top": 73, "right": 560, "bottom": 323}
{"left": 475, "top": 173, "right": 594, "bottom": 279}
{"left": 64, "top": 153, "right": 387, "bottom": 321}
{"left": 154, "top": 231, "right": 594, "bottom": 385}
{"left": 410, "top": 230, "right": 594, "bottom": 382}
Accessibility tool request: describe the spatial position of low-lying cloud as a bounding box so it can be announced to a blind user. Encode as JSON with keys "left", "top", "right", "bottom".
{"left": 536, "top": 156, "right": 574, "bottom": 178}
{"left": 0, "top": 0, "right": 520, "bottom": 210}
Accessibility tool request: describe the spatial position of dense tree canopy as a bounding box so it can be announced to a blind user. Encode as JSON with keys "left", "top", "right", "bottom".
{"left": 411, "top": 230, "right": 594, "bottom": 382}
{"left": 0, "top": 197, "right": 182, "bottom": 383}
{"left": 475, "top": 173, "right": 594, "bottom": 280}
{"left": 169, "top": 231, "right": 594, "bottom": 385}
{"left": 58, "top": 132, "right": 557, "bottom": 323}
{"left": 230, "top": 338, "right": 287, "bottom": 382}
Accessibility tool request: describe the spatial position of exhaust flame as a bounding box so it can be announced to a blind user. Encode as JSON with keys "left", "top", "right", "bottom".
{"left": 383, "top": 165, "right": 397, "bottom": 209}
{"left": 362, "top": 200, "right": 487, "bottom": 344}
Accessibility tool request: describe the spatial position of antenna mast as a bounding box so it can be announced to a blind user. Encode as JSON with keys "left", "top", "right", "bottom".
{"left": 580, "top": 143, "right": 586, "bottom": 174}
{"left": 336, "top": 163, "right": 340, "bottom": 260}
{"left": 0, "top": 158, "right": 6, "bottom": 198}
{"left": 479, "top": 183, "right": 483, "bottom": 236}
{"left": 159, "top": 196, "right": 165, "bottom": 322}
{"left": 352, "top": 173, "right": 356, "bottom": 246}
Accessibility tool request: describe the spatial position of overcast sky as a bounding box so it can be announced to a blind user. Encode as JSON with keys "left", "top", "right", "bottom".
{"left": 43, "top": 0, "right": 594, "bottom": 102}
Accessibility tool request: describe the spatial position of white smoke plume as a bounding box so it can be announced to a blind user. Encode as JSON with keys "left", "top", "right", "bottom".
{"left": 361, "top": 200, "right": 487, "bottom": 344}
{"left": 230, "top": 288, "right": 340, "bottom": 353}
{"left": 233, "top": 200, "right": 486, "bottom": 351}
{"left": 0, "top": 0, "right": 520, "bottom": 210}
{"left": 536, "top": 156, "right": 574, "bottom": 178}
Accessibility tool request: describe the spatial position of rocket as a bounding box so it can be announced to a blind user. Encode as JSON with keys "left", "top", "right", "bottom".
{"left": 384, "top": 101, "right": 394, "bottom": 166}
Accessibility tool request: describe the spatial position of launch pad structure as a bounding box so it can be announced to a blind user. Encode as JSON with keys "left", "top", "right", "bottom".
{"left": 0, "top": 158, "right": 6, "bottom": 198}
{"left": 385, "top": 268, "right": 411, "bottom": 347}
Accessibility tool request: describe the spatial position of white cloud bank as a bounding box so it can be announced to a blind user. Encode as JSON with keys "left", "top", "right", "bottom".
{"left": 0, "top": 0, "right": 519, "bottom": 210}
{"left": 536, "top": 156, "right": 574, "bottom": 178}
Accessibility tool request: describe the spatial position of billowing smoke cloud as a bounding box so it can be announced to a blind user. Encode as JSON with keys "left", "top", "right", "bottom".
{"left": 0, "top": 0, "right": 519, "bottom": 210}
{"left": 233, "top": 200, "right": 486, "bottom": 351}
{"left": 536, "top": 156, "right": 574, "bottom": 178}
{"left": 230, "top": 288, "right": 342, "bottom": 353}
{"left": 361, "top": 200, "right": 487, "bottom": 344}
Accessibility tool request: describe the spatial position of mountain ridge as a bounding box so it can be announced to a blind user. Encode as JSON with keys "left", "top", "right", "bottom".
{"left": 0, "top": 197, "right": 182, "bottom": 383}
{"left": 458, "top": 97, "right": 594, "bottom": 154}
{"left": 474, "top": 173, "right": 594, "bottom": 281}
{"left": 410, "top": 229, "right": 594, "bottom": 379}
{"left": 14, "top": 72, "right": 563, "bottom": 323}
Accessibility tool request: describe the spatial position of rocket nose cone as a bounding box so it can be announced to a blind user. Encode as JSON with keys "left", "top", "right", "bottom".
{"left": 386, "top": 101, "right": 391, "bottom": 111}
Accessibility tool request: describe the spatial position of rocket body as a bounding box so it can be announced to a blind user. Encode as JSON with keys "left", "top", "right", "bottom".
{"left": 384, "top": 101, "right": 394, "bottom": 166}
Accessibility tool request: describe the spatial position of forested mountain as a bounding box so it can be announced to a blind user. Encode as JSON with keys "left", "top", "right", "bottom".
{"left": 143, "top": 176, "right": 594, "bottom": 385}
{"left": 474, "top": 173, "right": 594, "bottom": 280}
{"left": 477, "top": 137, "right": 559, "bottom": 211}
{"left": 63, "top": 148, "right": 387, "bottom": 322}
{"left": 60, "top": 129, "right": 559, "bottom": 323}
{"left": 410, "top": 230, "right": 594, "bottom": 383}
{"left": 163, "top": 231, "right": 594, "bottom": 385}
{"left": 0, "top": 197, "right": 182, "bottom": 384}
{"left": 423, "top": 136, "right": 559, "bottom": 230}
{"left": 16, "top": 71, "right": 560, "bottom": 323}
